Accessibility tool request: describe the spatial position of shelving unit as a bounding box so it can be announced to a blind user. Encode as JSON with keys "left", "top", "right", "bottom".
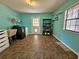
{"left": 0, "top": 30, "right": 9, "bottom": 52}
{"left": 42, "top": 19, "right": 52, "bottom": 36}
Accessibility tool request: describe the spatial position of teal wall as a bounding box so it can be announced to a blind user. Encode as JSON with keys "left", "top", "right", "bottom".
{"left": 19, "top": 13, "right": 52, "bottom": 34}
{"left": 52, "top": 0, "right": 79, "bottom": 53}
{"left": 0, "top": 3, "right": 52, "bottom": 34}
{"left": 0, "top": 4, "right": 19, "bottom": 29}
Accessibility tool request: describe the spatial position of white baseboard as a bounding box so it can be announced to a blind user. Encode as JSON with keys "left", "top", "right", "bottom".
{"left": 53, "top": 34, "right": 79, "bottom": 58}
{"left": 29, "top": 33, "right": 42, "bottom": 35}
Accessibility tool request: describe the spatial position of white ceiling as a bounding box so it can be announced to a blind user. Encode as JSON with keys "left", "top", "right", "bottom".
{"left": 0, "top": 0, "right": 67, "bottom": 13}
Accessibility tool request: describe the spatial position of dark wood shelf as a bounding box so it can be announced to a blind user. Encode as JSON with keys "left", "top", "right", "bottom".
{"left": 42, "top": 19, "right": 52, "bottom": 36}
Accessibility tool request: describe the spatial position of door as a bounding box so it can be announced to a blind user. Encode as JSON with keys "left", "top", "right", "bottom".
{"left": 32, "top": 17, "right": 40, "bottom": 34}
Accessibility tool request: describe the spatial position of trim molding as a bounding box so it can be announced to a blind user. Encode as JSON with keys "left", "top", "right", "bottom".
{"left": 28, "top": 33, "right": 42, "bottom": 35}
{"left": 53, "top": 34, "right": 79, "bottom": 58}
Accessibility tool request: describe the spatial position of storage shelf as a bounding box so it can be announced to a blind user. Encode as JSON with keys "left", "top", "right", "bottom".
{"left": 42, "top": 19, "right": 52, "bottom": 36}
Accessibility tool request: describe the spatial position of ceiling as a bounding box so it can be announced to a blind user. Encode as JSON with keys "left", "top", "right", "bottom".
{"left": 0, "top": 0, "right": 67, "bottom": 13}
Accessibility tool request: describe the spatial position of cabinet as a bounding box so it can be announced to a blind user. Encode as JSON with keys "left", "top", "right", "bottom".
{"left": 0, "top": 30, "right": 9, "bottom": 52}
{"left": 12, "top": 25, "right": 25, "bottom": 39}
{"left": 42, "top": 19, "right": 52, "bottom": 35}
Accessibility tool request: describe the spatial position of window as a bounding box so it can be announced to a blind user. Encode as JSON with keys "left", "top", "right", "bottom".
{"left": 64, "top": 3, "right": 79, "bottom": 32}
{"left": 33, "top": 17, "right": 40, "bottom": 26}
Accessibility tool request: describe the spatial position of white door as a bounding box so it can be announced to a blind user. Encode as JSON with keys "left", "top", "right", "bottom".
{"left": 32, "top": 17, "right": 40, "bottom": 34}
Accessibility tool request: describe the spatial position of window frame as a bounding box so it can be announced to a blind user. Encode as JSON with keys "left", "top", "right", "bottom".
{"left": 64, "top": 2, "right": 79, "bottom": 32}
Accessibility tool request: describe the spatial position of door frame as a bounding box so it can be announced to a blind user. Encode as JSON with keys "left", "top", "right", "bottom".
{"left": 32, "top": 17, "right": 40, "bottom": 34}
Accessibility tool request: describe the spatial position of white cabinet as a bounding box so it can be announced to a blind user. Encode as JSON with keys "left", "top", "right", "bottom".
{"left": 0, "top": 30, "right": 9, "bottom": 52}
